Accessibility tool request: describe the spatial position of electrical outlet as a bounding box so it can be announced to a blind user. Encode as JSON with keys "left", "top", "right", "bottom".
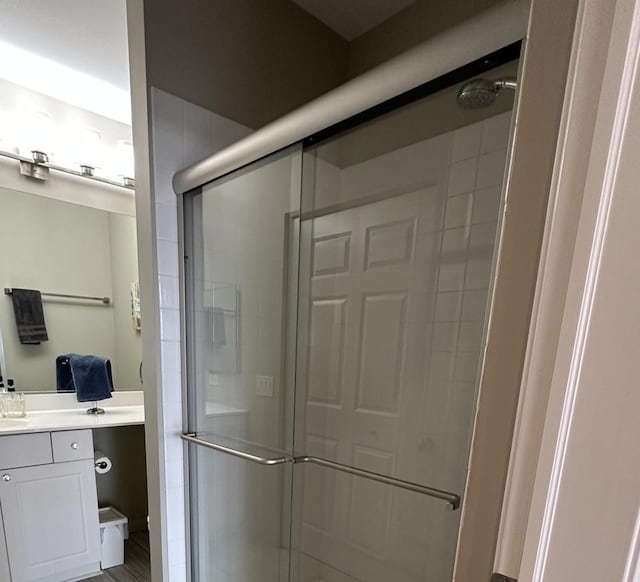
{"left": 208, "top": 373, "right": 219, "bottom": 387}
{"left": 255, "top": 375, "right": 274, "bottom": 397}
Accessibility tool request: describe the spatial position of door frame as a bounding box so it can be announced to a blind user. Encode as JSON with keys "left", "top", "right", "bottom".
{"left": 518, "top": 0, "right": 640, "bottom": 578}
{"left": 452, "top": 0, "right": 580, "bottom": 580}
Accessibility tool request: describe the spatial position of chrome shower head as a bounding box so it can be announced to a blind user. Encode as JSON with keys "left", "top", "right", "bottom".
{"left": 456, "top": 77, "right": 517, "bottom": 109}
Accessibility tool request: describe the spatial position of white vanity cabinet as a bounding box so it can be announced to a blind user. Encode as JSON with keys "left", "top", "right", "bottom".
{"left": 0, "top": 430, "right": 100, "bottom": 582}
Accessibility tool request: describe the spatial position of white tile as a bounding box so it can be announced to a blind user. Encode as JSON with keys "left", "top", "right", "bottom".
{"left": 160, "top": 308, "right": 181, "bottom": 341}
{"left": 445, "top": 193, "right": 473, "bottom": 229}
{"left": 465, "top": 258, "right": 492, "bottom": 290}
{"left": 442, "top": 227, "right": 469, "bottom": 253}
{"left": 162, "top": 380, "right": 183, "bottom": 431}
{"left": 211, "top": 112, "right": 251, "bottom": 151}
{"left": 159, "top": 275, "right": 180, "bottom": 309}
{"left": 472, "top": 186, "right": 502, "bottom": 224}
{"left": 458, "top": 321, "right": 484, "bottom": 351}
{"left": 423, "top": 382, "right": 452, "bottom": 431}
{"left": 434, "top": 291, "right": 462, "bottom": 322}
{"left": 184, "top": 103, "right": 214, "bottom": 166}
{"left": 429, "top": 352, "right": 456, "bottom": 381}
{"left": 481, "top": 111, "right": 512, "bottom": 154}
{"left": 469, "top": 222, "right": 498, "bottom": 249}
{"left": 161, "top": 340, "right": 182, "bottom": 374}
{"left": 157, "top": 239, "right": 180, "bottom": 276}
{"left": 449, "top": 381, "right": 476, "bottom": 426}
{"left": 156, "top": 202, "right": 178, "bottom": 242}
{"left": 461, "top": 290, "right": 488, "bottom": 321}
{"left": 432, "top": 322, "right": 459, "bottom": 351}
{"left": 454, "top": 351, "right": 480, "bottom": 382}
{"left": 151, "top": 88, "right": 184, "bottom": 135}
{"left": 451, "top": 122, "right": 482, "bottom": 162}
{"left": 165, "top": 457, "right": 185, "bottom": 492}
{"left": 153, "top": 165, "right": 178, "bottom": 205}
{"left": 169, "top": 560, "right": 187, "bottom": 582}
{"left": 437, "top": 261, "right": 466, "bottom": 292}
{"left": 164, "top": 433, "right": 184, "bottom": 461}
{"left": 152, "top": 126, "right": 185, "bottom": 172}
{"left": 166, "top": 486, "right": 186, "bottom": 542}
{"left": 476, "top": 149, "right": 507, "bottom": 189}
{"left": 447, "top": 158, "right": 478, "bottom": 196}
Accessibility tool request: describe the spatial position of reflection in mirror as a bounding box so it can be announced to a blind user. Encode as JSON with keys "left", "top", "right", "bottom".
{"left": 0, "top": 184, "right": 141, "bottom": 392}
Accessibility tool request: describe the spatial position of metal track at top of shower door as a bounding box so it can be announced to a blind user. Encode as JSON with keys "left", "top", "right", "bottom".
{"left": 181, "top": 433, "right": 461, "bottom": 509}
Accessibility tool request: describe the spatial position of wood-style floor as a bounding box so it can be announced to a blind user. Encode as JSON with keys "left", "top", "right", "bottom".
{"left": 86, "top": 531, "right": 151, "bottom": 582}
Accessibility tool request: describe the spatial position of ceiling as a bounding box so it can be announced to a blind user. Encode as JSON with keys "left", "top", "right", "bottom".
{"left": 0, "top": 0, "right": 129, "bottom": 91}
{"left": 0, "top": 0, "right": 133, "bottom": 180}
{"left": 0, "top": 0, "right": 130, "bottom": 124}
{"left": 291, "top": 0, "right": 416, "bottom": 41}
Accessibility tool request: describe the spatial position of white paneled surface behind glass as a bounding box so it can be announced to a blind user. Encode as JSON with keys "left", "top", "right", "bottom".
{"left": 292, "top": 110, "right": 511, "bottom": 582}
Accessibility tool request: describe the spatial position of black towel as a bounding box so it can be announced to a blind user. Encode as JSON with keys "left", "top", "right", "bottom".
{"left": 10, "top": 289, "right": 48, "bottom": 344}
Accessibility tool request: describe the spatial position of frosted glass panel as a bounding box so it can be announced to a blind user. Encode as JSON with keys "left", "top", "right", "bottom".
{"left": 291, "top": 98, "right": 514, "bottom": 581}
{"left": 186, "top": 147, "right": 302, "bottom": 582}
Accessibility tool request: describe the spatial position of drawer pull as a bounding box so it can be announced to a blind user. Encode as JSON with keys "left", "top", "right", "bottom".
{"left": 2, "top": 474, "right": 11, "bottom": 482}
{"left": 70, "top": 442, "right": 79, "bottom": 450}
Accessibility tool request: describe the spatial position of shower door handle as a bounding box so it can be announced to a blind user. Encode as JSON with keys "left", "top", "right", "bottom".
{"left": 182, "top": 433, "right": 461, "bottom": 509}
{"left": 295, "top": 456, "right": 460, "bottom": 509}
{"left": 181, "top": 433, "right": 293, "bottom": 466}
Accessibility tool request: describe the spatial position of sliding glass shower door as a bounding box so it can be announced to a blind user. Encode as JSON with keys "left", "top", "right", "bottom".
{"left": 184, "top": 146, "right": 302, "bottom": 582}
{"left": 184, "top": 58, "right": 517, "bottom": 582}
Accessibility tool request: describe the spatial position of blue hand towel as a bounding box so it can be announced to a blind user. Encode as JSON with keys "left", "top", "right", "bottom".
{"left": 56, "top": 354, "right": 114, "bottom": 402}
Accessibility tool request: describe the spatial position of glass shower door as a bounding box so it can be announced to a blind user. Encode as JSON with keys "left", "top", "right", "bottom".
{"left": 184, "top": 146, "right": 302, "bottom": 582}
{"left": 184, "top": 60, "right": 517, "bottom": 582}
{"left": 290, "top": 70, "right": 515, "bottom": 582}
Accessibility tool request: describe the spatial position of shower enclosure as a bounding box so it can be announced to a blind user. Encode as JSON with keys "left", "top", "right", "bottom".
{"left": 179, "top": 34, "right": 522, "bottom": 582}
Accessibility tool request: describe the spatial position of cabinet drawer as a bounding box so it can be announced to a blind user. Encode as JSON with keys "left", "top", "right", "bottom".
{"left": 0, "top": 433, "right": 53, "bottom": 469}
{"left": 52, "top": 430, "right": 94, "bottom": 463}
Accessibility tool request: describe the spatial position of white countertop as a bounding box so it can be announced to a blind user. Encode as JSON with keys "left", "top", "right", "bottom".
{"left": 0, "top": 391, "right": 144, "bottom": 436}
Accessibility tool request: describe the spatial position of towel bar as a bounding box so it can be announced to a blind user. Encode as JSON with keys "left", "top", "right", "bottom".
{"left": 181, "top": 433, "right": 461, "bottom": 509}
{"left": 4, "top": 288, "right": 111, "bottom": 305}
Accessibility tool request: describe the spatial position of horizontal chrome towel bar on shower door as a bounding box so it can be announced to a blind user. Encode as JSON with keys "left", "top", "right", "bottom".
{"left": 180, "top": 433, "right": 291, "bottom": 466}
{"left": 181, "top": 433, "right": 461, "bottom": 509}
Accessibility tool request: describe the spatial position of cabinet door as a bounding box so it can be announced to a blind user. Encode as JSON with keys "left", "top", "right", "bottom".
{"left": 0, "top": 460, "right": 100, "bottom": 582}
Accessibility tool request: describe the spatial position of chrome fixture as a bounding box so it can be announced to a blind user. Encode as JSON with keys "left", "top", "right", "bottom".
{"left": 181, "top": 433, "right": 461, "bottom": 509}
{"left": 456, "top": 77, "right": 518, "bottom": 109}
{"left": 31, "top": 150, "right": 49, "bottom": 164}
{"left": 18, "top": 150, "right": 50, "bottom": 181}
{"left": 0, "top": 149, "right": 134, "bottom": 190}
{"left": 4, "top": 287, "right": 111, "bottom": 305}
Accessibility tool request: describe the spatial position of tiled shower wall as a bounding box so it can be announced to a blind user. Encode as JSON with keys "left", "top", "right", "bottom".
{"left": 150, "top": 87, "right": 250, "bottom": 581}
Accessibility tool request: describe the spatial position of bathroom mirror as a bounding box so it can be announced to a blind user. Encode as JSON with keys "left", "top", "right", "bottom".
{"left": 0, "top": 182, "right": 142, "bottom": 392}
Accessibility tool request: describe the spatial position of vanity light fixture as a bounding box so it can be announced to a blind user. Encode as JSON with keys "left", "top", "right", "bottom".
{"left": 18, "top": 149, "right": 50, "bottom": 181}
{"left": 31, "top": 150, "right": 48, "bottom": 164}
{"left": 0, "top": 148, "right": 134, "bottom": 190}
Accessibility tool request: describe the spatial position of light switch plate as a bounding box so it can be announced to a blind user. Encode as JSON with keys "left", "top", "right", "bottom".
{"left": 255, "top": 375, "right": 274, "bottom": 397}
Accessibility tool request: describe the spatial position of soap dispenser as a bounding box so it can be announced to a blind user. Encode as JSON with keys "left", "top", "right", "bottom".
{"left": 3, "top": 380, "right": 25, "bottom": 418}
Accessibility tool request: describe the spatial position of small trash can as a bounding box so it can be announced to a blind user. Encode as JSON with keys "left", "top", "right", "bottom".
{"left": 99, "top": 506, "right": 129, "bottom": 569}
